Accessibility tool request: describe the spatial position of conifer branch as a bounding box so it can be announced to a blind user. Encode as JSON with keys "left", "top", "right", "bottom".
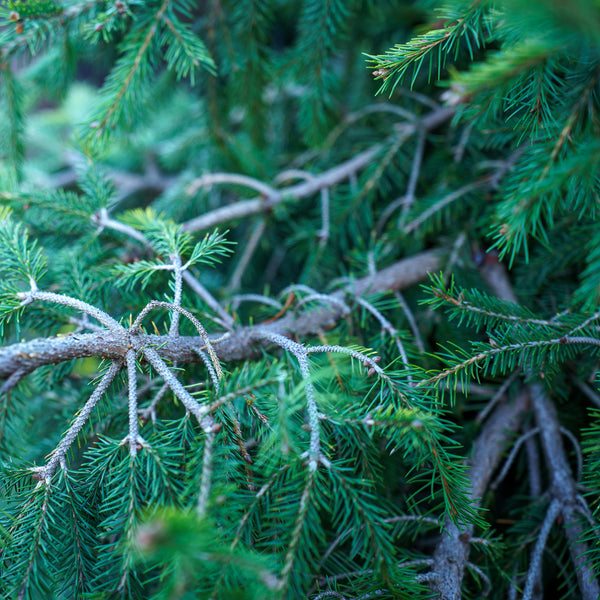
{"left": 169, "top": 253, "right": 183, "bottom": 335}
{"left": 18, "top": 288, "right": 125, "bottom": 332}
{"left": 524, "top": 429, "right": 543, "bottom": 498}
{"left": 430, "top": 390, "right": 529, "bottom": 599}
{"left": 132, "top": 300, "right": 222, "bottom": 380}
{"left": 124, "top": 349, "right": 144, "bottom": 456}
{"left": 572, "top": 378, "right": 600, "bottom": 409}
{"left": 475, "top": 369, "right": 521, "bottom": 424}
{"left": 318, "top": 187, "right": 330, "bottom": 245}
{"left": 399, "top": 127, "right": 426, "bottom": 224}
{"left": 94, "top": 0, "right": 169, "bottom": 136}
{"left": 353, "top": 295, "right": 412, "bottom": 382}
{"left": 182, "top": 145, "right": 383, "bottom": 233}
{"left": 490, "top": 426, "right": 538, "bottom": 491}
{"left": 197, "top": 415, "right": 217, "bottom": 518}
{"left": 140, "top": 346, "right": 206, "bottom": 421}
{"left": 181, "top": 106, "right": 455, "bottom": 233}
{"left": 139, "top": 381, "right": 169, "bottom": 423}
{"left": 404, "top": 180, "right": 487, "bottom": 233}
{"left": 295, "top": 293, "right": 350, "bottom": 314}
{"left": 94, "top": 209, "right": 234, "bottom": 328}
{"left": 530, "top": 383, "right": 600, "bottom": 599}
{"left": 395, "top": 291, "right": 425, "bottom": 353}
{"left": 481, "top": 261, "right": 600, "bottom": 599}
{"left": 521, "top": 498, "right": 561, "bottom": 600}
{"left": 227, "top": 218, "right": 266, "bottom": 292}
{"left": 231, "top": 294, "right": 283, "bottom": 311}
{"left": 182, "top": 271, "right": 235, "bottom": 329}
{"left": 186, "top": 172, "right": 278, "bottom": 198}
{"left": 278, "top": 472, "right": 315, "bottom": 592}
{"left": 4, "top": 1, "right": 600, "bottom": 597}
{"left": 251, "top": 330, "right": 322, "bottom": 471}
{"left": 0, "top": 0, "right": 98, "bottom": 61}
{"left": 34, "top": 360, "right": 123, "bottom": 483}
{"left": 17, "top": 484, "right": 53, "bottom": 600}
{"left": 0, "top": 250, "right": 442, "bottom": 381}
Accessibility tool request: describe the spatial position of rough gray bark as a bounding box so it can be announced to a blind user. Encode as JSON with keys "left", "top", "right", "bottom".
{"left": 431, "top": 391, "right": 529, "bottom": 599}
{"left": 480, "top": 261, "right": 600, "bottom": 600}
{"left": 0, "top": 250, "right": 443, "bottom": 381}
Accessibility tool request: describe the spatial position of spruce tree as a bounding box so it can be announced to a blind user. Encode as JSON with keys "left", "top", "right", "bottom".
{"left": 0, "top": 1, "right": 599, "bottom": 599}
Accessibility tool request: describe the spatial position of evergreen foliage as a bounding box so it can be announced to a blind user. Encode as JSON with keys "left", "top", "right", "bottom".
{"left": 0, "top": 1, "right": 599, "bottom": 599}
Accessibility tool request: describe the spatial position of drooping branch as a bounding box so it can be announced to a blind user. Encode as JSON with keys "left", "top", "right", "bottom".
{"left": 34, "top": 360, "right": 123, "bottom": 483}
{"left": 0, "top": 250, "right": 444, "bottom": 382}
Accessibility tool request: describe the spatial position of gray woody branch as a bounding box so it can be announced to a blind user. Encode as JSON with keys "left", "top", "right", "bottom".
{"left": 181, "top": 107, "right": 455, "bottom": 233}
{"left": 431, "top": 390, "right": 529, "bottom": 599}
{"left": 430, "top": 261, "right": 600, "bottom": 599}
{"left": 480, "top": 261, "right": 599, "bottom": 600}
{"left": 0, "top": 250, "right": 443, "bottom": 382}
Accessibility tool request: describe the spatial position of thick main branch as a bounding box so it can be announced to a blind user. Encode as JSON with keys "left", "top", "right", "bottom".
{"left": 0, "top": 250, "right": 443, "bottom": 381}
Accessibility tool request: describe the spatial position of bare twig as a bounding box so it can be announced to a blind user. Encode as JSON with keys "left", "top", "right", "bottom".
{"left": 231, "top": 294, "right": 283, "bottom": 311}
{"left": 186, "top": 172, "right": 278, "bottom": 198}
{"left": 394, "top": 291, "right": 425, "bottom": 353}
{"left": 182, "top": 145, "right": 382, "bottom": 233}
{"left": 227, "top": 219, "right": 266, "bottom": 292}
{"left": 522, "top": 498, "right": 561, "bottom": 600}
{"left": 476, "top": 370, "right": 521, "bottom": 424}
{"left": 404, "top": 180, "right": 486, "bottom": 234}
{"left": 181, "top": 271, "right": 234, "bottom": 328}
{"left": 354, "top": 295, "right": 412, "bottom": 383}
{"left": 399, "top": 127, "right": 426, "bottom": 224}
{"left": 530, "top": 383, "right": 599, "bottom": 600}
{"left": 525, "top": 432, "right": 543, "bottom": 497}
{"left": 490, "top": 427, "right": 537, "bottom": 491}
{"left": 572, "top": 377, "right": 600, "bottom": 409}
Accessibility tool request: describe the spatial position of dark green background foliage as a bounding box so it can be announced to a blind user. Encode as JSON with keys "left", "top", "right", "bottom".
{"left": 0, "top": 0, "right": 599, "bottom": 598}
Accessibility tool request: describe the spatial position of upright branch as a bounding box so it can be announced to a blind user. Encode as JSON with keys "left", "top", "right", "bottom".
{"left": 430, "top": 391, "right": 529, "bottom": 599}
{"left": 480, "top": 262, "right": 600, "bottom": 600}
